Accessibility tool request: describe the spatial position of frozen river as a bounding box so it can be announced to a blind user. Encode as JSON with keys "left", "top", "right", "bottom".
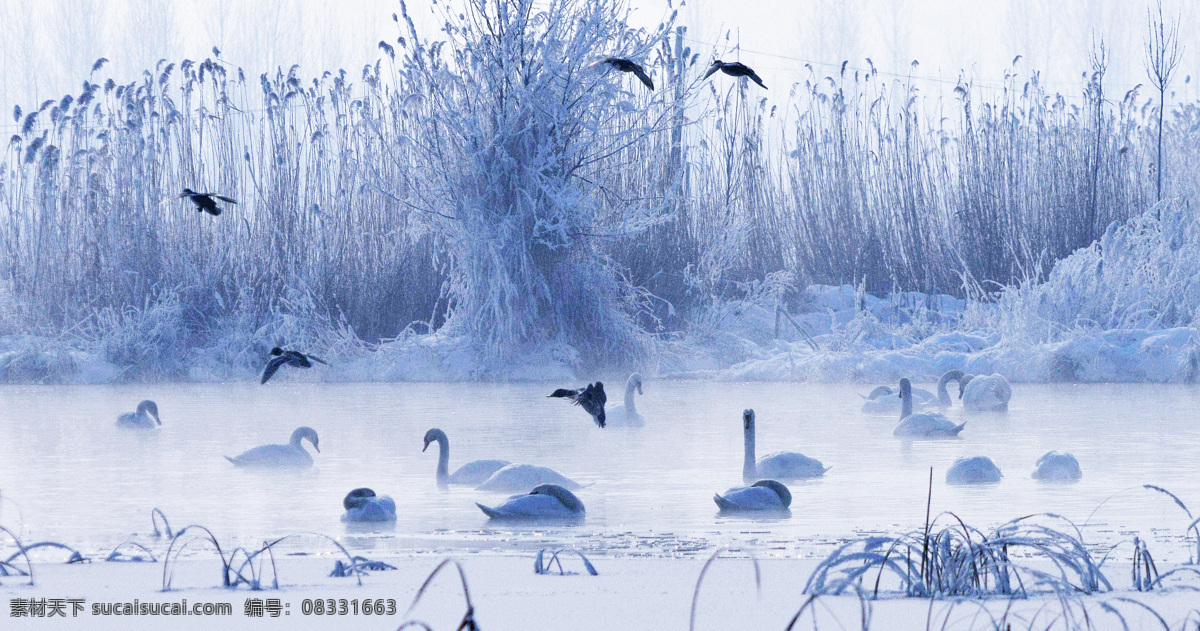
{"left": 1, "top": 381, "right": 1198, "bottom": 560}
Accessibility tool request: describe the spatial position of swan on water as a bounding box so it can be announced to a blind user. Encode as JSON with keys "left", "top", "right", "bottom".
{"left": 958, "top": 373, "right": 1012, "bottom": 411}
{"left": 861, "top": 384, "right": 934, "bottom": 414}
{"left": 423, "top": 428, "right": 510, "bottom": 487}
{"left": 475, "top": 463, "right": 584, "bottom": 494}
{"left": 547, "top": 382, "right": 607, "bottom": 427}
{"left": 929, "top": 370, "right": 966, "bottom": 407}
{"left": 116, "top": 400, "right": 161, "bottom": 429}
{"left": 225, "top": 426, "right": 320, "bottom": 467}
{"left": 742, "top": 409, "right": 828, "bottom": 483}
{"left": 341, "top": 488, "right": 397, "bottom": 522}
{"left": 1032, "top": 451, "right": 1082, "bottom": 481}
{"left": 945, "top": 456, "right": 1003, "bottom": 484}
{"left": 477, "top": 484, "right": 585, "bottom": 520}
{"left": 893, "top": 378, "right": 965, "bottom": 438}
{"left": 714, "top": 479, "right": 792, "bottom": 513}
{"left": 605, "top": 373, "right": 645, "bottom": 427}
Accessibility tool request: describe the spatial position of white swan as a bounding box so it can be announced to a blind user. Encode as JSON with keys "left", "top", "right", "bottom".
{"left": 225, "top": 427, "right": 320, "bottom": 467}
{"left": 116, "top": 400, "right": 161, "bottom": 429}
{"left": 1032, "top": 451, "right": 1082, "bottom": 481}
{"left": 894, "top": 378, "right": 965, "bottom": 438}
{"left": 476, "top": 463, "right": 584, "bottom": 493}
{"left": 422, "top": 428, "right": 510, "bottom": 487}
{"left": 605, "top": 373, "right": 645, "bottom": 427}
{"left": 860, "top": 384, "right": 934, "bottom": 413}
{"left": 714, "top": 479, "right": 792, "bottom": 512}
{"left": 928, "top": 370, "right": 966, "bottom": 407}
{"left": 341, "top": 488, "right": 397, "bottom": 522}
{"left": 742, "top": 409, "right": 828, "bottom": 483}
{"left": 945, "top": 456, "right": 1002, "bottom": 484}
{"left": 477, "top": 484, "right": 585, "bottom": 520}
{"left": 959, "top": 373, "right": 1012, "bottom": 411}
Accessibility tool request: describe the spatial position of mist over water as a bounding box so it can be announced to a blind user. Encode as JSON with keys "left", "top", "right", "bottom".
{"left": 1, "top": 381, "right": 1197, "bottom": 560}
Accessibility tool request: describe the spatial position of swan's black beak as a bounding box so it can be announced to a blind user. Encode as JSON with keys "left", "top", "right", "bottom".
{"left": 314, "top": 442, "right": 321, "bottom": 453}
{"left": 422, "top": 439, "right": 431, "bottom": 452}
{"left": 154, "top": 414, "right": 162, "bottom": 426}
{"left": 637, "top": 383, "right": 643, "bottom": 395}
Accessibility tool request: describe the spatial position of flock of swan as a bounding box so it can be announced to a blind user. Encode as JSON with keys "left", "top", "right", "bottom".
{"left": 110, "top": 368, "right": 1079, "bottom": 524}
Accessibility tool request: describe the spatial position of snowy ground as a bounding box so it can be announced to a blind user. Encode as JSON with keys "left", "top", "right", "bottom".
{"left": 4, "top": 555, "right": 1200, "bottom": 630}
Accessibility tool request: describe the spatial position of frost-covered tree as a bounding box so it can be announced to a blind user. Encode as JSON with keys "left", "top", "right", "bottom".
{"left": 388, "top": 0, "right": 682, "bottom": 366}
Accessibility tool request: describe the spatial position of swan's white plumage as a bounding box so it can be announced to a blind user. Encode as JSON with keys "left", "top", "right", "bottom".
{"left": 225, "top": 427, "right": 319, "bottom": 468}
{"left": 945, "top": 456, "right": 1002, "bottom": 484}
{"left": 894, "top": 413, "right": 965, "bottom": 438}
{"left": 423, "top": 428, "right": 510, "bottom": 486}
{"left": 116, "top": 400, "right": 160, "bottom": 429}
{"left": 475, "top": 464, "right": 583, "bottom": 493}
{"left": 605, "top": 373, "right": 645, "bottom": 427}
{"left": 342, "top": 496, "right": 397, "bottom": 522}
{"left": 961, "top": 374, "right": 1012, "bottom": 411}
{"left": 742, "top": 409, "right": 827, "bottom": 483}
{"left": 1032, "top": 451, "right": 1081, "bottom": 481}
{"left": 476, "top": 484, "right": 585, "bottom": 519}
{"left": 714, "top": 481, "right": 792, "bottom": 512}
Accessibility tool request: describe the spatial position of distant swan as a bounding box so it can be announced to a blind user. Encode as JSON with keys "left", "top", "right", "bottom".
{"left": 742, "top": 409, "right": 828, "bottom": 483}
{"left": 714, "top": 479, "right": 792, "bottom": 513}
{"left": 945, "top": 456, "right": 1002, "bottom": 484}
{"left": 605, "top": 373, "right": 645, "bottom": 427}
{"left": 225, "top": 426, "right": 320, "bottom": 467}
{"left": 959, "top": 373, "right": 1012, "bottom": 411}
{"left": 341, "top": 488, "right": 396, "bottom": 522}
{"left": 423, "top": 428, "right": 510, "bottom": 487}
{"left": 477, "top": 484, "right": 585, "bottom": 520}
{"left": 861, "top": 384, "right": 934, "bottom": 413}
{"left": 894, "top": 378, "right": 965, "bottom": 438}
{"left": 476, "top": 464, "right": 584, "bottom": 493}
{"left": 929, "top": 370, "right": 966, "bottom": 407}
{"left": 1032, "top": 451, "right": 1081, "bottom": 481}
{"left": 116, "top": 400, "right": 160, "bottom": 429}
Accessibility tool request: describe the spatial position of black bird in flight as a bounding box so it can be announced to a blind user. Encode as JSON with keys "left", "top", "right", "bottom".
{"left": 702, "top": 60, "right": 768, "bottom": 89}
{"left": 168, "top": 188, "right": 238, "bottom": 216}
{"left": 261, "top": 347, "right": 329, "bottom": 384}
{"left": 598, "top": 57, "right": 654, "bottom": 90}
{"left": 548, "top": 382, "right": 607, "bottom": 428}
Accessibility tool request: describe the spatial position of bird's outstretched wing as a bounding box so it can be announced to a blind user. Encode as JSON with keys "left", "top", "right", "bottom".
{"left": 209, "top": 194, "right": 237, "bottom": 204}
{"left": 261, "top": 355, "right": 289, "bottom": 384}
{"left": 548, "top": 388, "right": 580, "bottom": 399}
{"left": 159, "top": 194, "right": 188, "bottom": 205}
{"left": 630, "top": 64, "right": 654, "bottom": 90}
{"left": 306, "top": 354, "right": 329, "bottom": 366}
{"left": 748, "top": 72, "right": 768, "bottom": 89}
{"left": 702, "top": 62, "right": 722, "bottom": 80}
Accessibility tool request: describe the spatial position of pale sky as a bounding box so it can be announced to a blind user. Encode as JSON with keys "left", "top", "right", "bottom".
{"left": 0, "top": 0, "right": 1196, "bottom": 121}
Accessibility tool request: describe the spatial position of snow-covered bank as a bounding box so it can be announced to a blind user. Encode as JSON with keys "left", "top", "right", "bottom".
{"left": 3, "top": 201, "right": 1199, "bottom": 385}
{"left": 4, "top": 555, "right": 1199, "bottom": 630}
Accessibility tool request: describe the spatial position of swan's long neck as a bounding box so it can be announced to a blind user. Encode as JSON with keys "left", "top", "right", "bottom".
{"left": 624, "top": 378, "right": 637, "bottom": 413}
{"left": 937, "top": 370, "right": 964, "bottom": 406}
{"left": 900, "top": 386, "right": 912, "bottom": 419}
{"left": 290, "top": 429, "right": 304, "bottom": 448}
{"left": 743, "top": 420, "right": 757, "bottom": 482}
{"left": 433, "top": 434, "right": 450, "bottom": 485}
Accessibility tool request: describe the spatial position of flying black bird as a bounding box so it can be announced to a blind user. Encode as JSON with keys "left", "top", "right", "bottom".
{"left": 598, "top": 57, "right": 654, "bottom": 90}
{"left": 548, "top": 382, "right": 607, "bottom": 428}
{"left": 702, "top": 60, "right": 768, "bottom": 89}
{"left": 167, "top": 188, "right": 237, "bottom": 216}
{"left": 261, "top": 347, "right": 329, "bottom": 384}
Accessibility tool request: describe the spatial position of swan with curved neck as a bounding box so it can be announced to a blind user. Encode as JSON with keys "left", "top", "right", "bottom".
{"left": 893, "top": 379, "right": 965, "bottom": 438}
{"left": 341, "top": 487, "right": 397, "bottom": 522}
{"left": 605, "top": 373, "right": 645, "bottom": 427}
{"left": 714, "top": 479, "right": 792, "bottom": 512}
{"left": 117, "top": 400, "right": 161, "bottom": 429}
{"left": 861, "top": 383, "right": 934, "bottom": 413}
{"left": 958, "top": 373, "right": 1012, "bottom": 411}
{"left": 742, "top": 409, "right": 827, "bottom": 483}
{"left": 422, "top": 428, "right": 510, "bottom": 487}
{"left": 926, "top": 370, "right": 963, "bottom": 407}
{"left": 225, "top": 426, "right": 320, "bottom": 467}
{"left": 477, "top": 483, "right": 586, "bottom": 520}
